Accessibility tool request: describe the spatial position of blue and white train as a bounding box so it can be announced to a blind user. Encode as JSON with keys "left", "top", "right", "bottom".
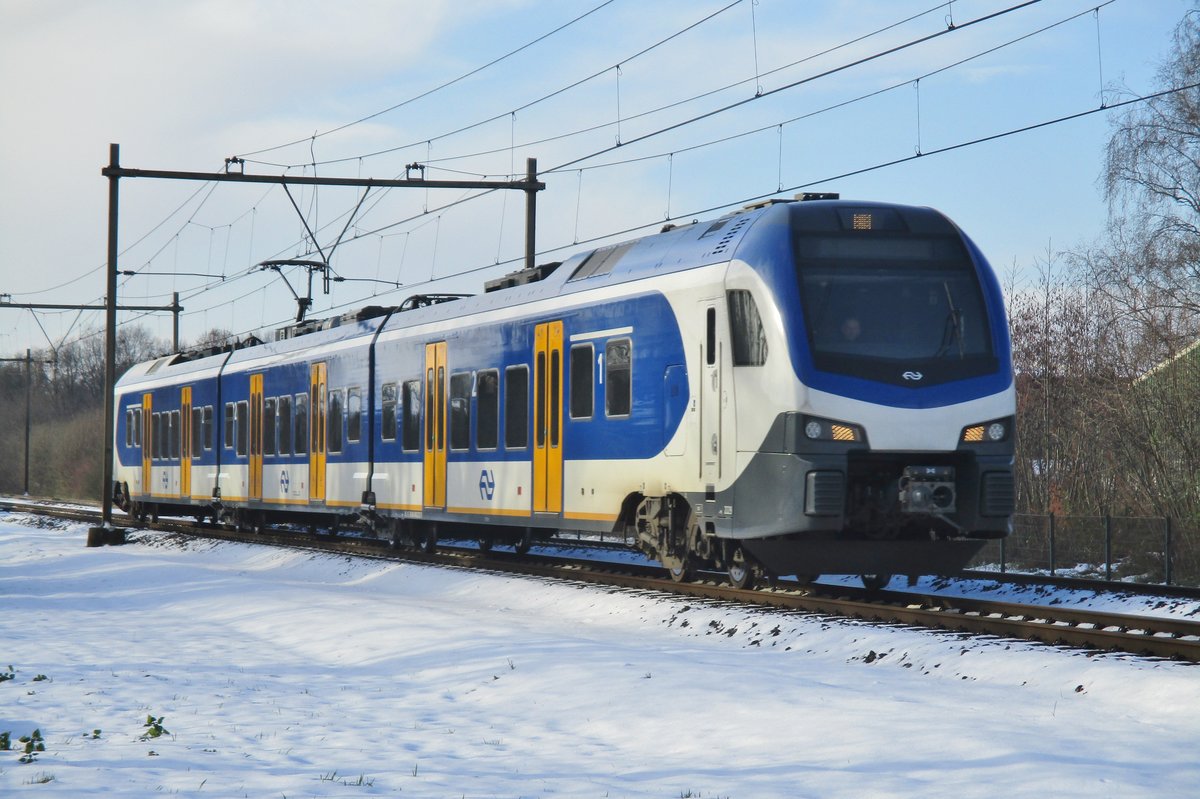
{"left": 112, "top": 196, "right": 1015, "bottom": 587}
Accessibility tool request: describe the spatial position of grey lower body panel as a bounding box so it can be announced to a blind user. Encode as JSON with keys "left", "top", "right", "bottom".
{"left": 741, "top": 536, "right": 987, "bottom": 577}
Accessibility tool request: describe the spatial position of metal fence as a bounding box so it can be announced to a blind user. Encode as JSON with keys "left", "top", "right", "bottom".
{"left": 970, "top": 513, "right": 1200, "bottom": 587}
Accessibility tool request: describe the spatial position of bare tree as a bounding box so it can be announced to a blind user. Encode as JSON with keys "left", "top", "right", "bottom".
{"left": 1095, "top": 7, "right": 1200, "bottom": 341}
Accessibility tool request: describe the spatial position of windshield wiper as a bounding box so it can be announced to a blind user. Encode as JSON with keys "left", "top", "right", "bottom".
{"left": 933, "top": 283, "right": 965, "bottom": 359}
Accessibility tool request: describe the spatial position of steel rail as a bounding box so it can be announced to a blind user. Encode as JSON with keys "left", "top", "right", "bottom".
{"left": 4, "top": 499, "right": 1198, "bottom": 662}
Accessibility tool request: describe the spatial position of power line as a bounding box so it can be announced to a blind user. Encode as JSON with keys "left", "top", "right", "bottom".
{"left": 417, "top": 1, "right": 954, "bottom": 169}
{"left": 547, "top": 0, "right": 1045, "bottom": 174}
{"left": 235, "top": 0, "right": 622, "bottom": 160}
{"left": 237, "top": 0, "right": 748, "bottom": 170}
{"left": 219, "top": 0, "right": 1016, "bottom": 265}
{"left": 546, "top": 2, "right": 1114, "bottom": 176}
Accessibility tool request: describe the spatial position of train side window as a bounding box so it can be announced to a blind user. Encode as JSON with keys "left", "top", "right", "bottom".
{"left": 125, "top": 409, "right": 134, "bottom": 447}
{"left": 402, "top": 380, "right": 421, "bottom": 451}
{"left": 605, "top": 339, "right": 632, "bottom": 417}
{"left": 278, "top": 395, "right": 292, "bottom": 455}
{"left": 449, "top": 372, "right": 472, "bottom": 451}
{"left": 202, "top": 406, "right": 213, "bottom": 451}
{"left": 191, "top": 406, "right": 203, "bottom": 457}
{"left": 347, "top": 387, "right": 362, "bottom": 444}
{"left": 224, "top": 403, "right": 235, "bottom": 449}
{"left": 235, "top": 401, "right": 248, "bottom": 457}
{"left": 381, "top": 382, "right": 397, "bottom": 442}
{"left": 133, "top": 408, "right": 141, "bottom": 447}
{"left": 477, "top": 369, "right": 499, "bottom": 450}
{"left": 294, "top": 393, "right": 309, "bottom": 455}
{"left": 505, "top": 365, "right": 528, "bottom": 449}
{"left": 264, "top": 397, "right": 277, "bottom": 456}
{"left": 328, "top": 389, "right": 344, "bottom": 454}
{"left": 152, "top": 413, "right": 162, "bottom": 459}
{"left": 727, "top": 289, "right": 768, "bottom": 366}
{"left": 569, "top": 344, "right": 593, "bottom": 419}
{"left": 170, "top": 410, "right": 181, "bottom": 459}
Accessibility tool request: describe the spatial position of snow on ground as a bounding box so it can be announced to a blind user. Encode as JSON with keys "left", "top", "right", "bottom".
{"left": 2, "top": 513, "right": 1198, "bottom": 798}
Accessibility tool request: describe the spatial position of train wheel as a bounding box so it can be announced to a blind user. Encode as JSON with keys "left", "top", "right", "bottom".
{"left": 477, "top": 534, "right": 495, "bottom": 552}
{"left": 514, "top": 528, "right": 533, "bottom": 555}
{"left": 420, "top": 524, "right": 438, "bottom": 553}
{"left": 667, "top": 557, "right": 693, "bottom": 583}
{"left": 727, "top": 547, "right": 754, "bottom": 590}
{"left": 861, "top": 574, "right": 892, "bottom": 591}
{"left": 388, "top": 515, "right": 408, "bottom": 547}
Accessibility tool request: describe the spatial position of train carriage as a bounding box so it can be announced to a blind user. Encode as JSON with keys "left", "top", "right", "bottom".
{"left": 113, "top": 196, "right": 1015, "bottom": 587}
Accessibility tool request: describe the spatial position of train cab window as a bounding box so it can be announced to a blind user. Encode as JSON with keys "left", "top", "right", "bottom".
{"left": 569, "top": 344, "right": 593, "bottom": 419}
{"left": 278, "top": 395, "right": 292, "bottom": 455}
{"left": 402, "top": 380, "right": 421, "bottom": 451}
{"left": 347, "top": 387, "right": 362, "bottom": 444}
{"left": 794, "top": 231, "right": 995, "bottom": 385}
{"left": 449, "top": 372, "right": 473, "bottom": 451}
{"left": 605, "top": 339, "right": 632, "bottom": 417}
{"left": 505, "top": 365, "right": 529, "bottom": 449}
{"left": 381, "top": 383, "right": 397, "bottom": 442}
{"left": 235, "top": 401, "right": 248, "bottom": 457}
{"left": 477, "top": 370, "right": 499, "bottom": 450}
{"left": 264, "top": 397, "right": 277, "bottom": 456}
{"left": 728, "top": 290, "right": 768, "bottom": 366}
{"left": 224, "top": 403, "right": 235, "bottom": 449}
{"left": 328, "top": 389, "right": 344, "bottom": 454}
{"left": 170, "top": 410, "right": 181, "bottom": 460}
{"left": 293, "top": 393, "right": 309, "bottom": 455}
{"left": 202, "top": 406, "right": 213, "bottom": 451}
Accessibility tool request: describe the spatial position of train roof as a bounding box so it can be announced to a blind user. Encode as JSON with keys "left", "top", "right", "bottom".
{"left": 116, "top": 196, "right": 952, "bottom": 392}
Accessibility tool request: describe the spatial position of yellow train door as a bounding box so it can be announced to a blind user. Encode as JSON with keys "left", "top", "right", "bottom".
{"left": 181, "top": 386, "right": 192, "bottom": 499}
{"left": 534, "top": 321, "right": 563, "bottom": 514}
{"left": 141, "top": 393, "right": 152, "bottom": 496}
{"left": 310, "top": 363, "right": 327, "bottom": 501}
{"left": 249, "top": 374, "right": 263, "bottom": 501}
{"left": 423, "top": 342, "right": 448, "bottom": 509}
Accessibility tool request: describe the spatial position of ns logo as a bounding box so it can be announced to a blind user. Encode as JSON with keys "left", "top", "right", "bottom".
{"left": 902, "top": 371, "right": 924, "bottom": 382}
{"left": 478, "top": 469, "right": 496, "bottom": 501}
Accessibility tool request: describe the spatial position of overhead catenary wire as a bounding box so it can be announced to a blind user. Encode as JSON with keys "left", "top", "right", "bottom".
{"left": 230, "top": 0, "right": 1042, "bottom": 265}
{"left": 237, "top": 0, "right": 751, "bottom": 170}
{"left": 543, "top": 2, "right": 1114, "bottom": 176}
{"left": 234, "top": 0, "right": 621, "bottom": 160}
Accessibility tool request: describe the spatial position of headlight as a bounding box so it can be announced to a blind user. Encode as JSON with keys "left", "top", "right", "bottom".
{"left": 961, "top": 418, "right": 1010, "bottom": 443}
{"left": 803, "top": 415, "right": 864, "bottom": 443}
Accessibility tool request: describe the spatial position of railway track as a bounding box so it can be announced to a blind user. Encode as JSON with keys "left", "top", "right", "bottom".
{"left": 4, "top": 498, "right": 1200, "bottom": 662}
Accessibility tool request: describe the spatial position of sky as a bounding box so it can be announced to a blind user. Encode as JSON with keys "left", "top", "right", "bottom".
{"left": 4, "top": 516, "right": 1200, "bottom": 797}
{"left": 0, "top": 0, "right": 1192, "bottom": 358}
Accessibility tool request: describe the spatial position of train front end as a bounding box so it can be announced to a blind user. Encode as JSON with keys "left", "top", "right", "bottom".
{"left": 730, "top": 200, "right": 1015, "bottom": 577}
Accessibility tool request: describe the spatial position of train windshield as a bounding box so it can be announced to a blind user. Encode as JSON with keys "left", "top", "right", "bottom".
{"left": 794, "top": 234, "right": 997, "bottom": 387}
